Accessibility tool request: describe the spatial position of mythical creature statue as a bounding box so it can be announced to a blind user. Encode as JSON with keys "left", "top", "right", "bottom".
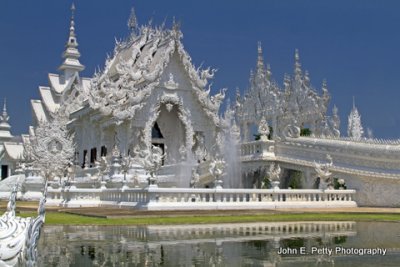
{"left": 209, "top": 158, "right": 226, "bottom": 188}
{"left": 137, "top": 145, "right": 166, "bottom": 186}
{"left": 194, "top": 133, "right": 208, "bottom": 163}
{"left": 314, "top": 154, "right": 333, "bottom": 189}
{"left": 267, "top": 163, "right": 281, "bottom": 189}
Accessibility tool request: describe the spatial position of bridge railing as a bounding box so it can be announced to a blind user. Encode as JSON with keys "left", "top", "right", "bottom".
{"left": 241, "top": 140, "right": 275, "bottom": 158}
{"left": 46, "top": 186, "right": 356, "bottom": 209}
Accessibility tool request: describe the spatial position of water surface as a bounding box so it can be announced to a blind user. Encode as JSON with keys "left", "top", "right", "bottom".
{"left": 37, "top": 221, "right": 400, "bottom": 266}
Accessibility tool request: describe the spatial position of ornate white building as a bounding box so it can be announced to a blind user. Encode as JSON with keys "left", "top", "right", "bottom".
{"left": 1, "top": 5, "right": 400, "bottom": 207}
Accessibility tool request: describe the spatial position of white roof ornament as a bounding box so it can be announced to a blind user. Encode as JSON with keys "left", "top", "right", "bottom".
{"left": 294, "top": 49, "right": 302, "bottom": 79}
{"left": 59, "top": 3, "right": 85, "bottom": 79}
{"left": 347, "top": 97, "right": 364, "bottom": 140}
{"left": 257, "top": 41, "right": 265, "bottom": 73}
{"left": 127, "top": 7, "right": 138, "bottom": 35}
{"left": 0, "top": 98, "right": 12, "bottom": 139}
{"left": 1, "top": 98, "right": 9, "bottom": 123}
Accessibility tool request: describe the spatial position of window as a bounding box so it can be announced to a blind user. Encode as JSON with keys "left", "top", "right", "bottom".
{"left": 82, "top": 150, "right": 87, "bottom": 168}
{"left": 100, "top": 146, "right": 107, "bottom": 157}
{"left": 90, "top": 148, "right": 97, "bottom": 166}
{"left": 151, "top": 122, "right": 164, "bottom": 139}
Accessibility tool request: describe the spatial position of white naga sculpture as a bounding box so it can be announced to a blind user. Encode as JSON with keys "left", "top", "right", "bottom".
{"left": 314, "top": 154, "right": 334, "bottom": 190}
{"left": 0, "top": 182, "right": 47, "bottom": 266}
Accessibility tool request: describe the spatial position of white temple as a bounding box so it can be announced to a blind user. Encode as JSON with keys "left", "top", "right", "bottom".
{"left": 0, "top": 5, "right": 400, "bottom": 208}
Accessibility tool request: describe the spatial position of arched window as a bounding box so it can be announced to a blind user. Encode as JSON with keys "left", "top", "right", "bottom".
{"left": 151, "top": 122, "right": 164, "bottom": 139}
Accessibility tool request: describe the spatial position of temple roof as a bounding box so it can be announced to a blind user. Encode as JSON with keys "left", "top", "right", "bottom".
{"left": 30, "top": 4, "right": 91, "bottom": 125}
{"left": 101, "top": 23, "right": 203, "bottom": 87}
{"left": 0, "top": 142, "right": 23, "bottom": 160}
{"left": 85, "top": 17, "right": 222, "bottom": 124}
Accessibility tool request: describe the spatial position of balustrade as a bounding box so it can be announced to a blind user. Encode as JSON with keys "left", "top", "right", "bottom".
{"left": 46, "top": 186, "right": 356, "bottom": 209}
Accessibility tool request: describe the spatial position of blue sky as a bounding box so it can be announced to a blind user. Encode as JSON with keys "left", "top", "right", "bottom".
{"left": 1, "top": 0, "right": 400, "bottom": 138}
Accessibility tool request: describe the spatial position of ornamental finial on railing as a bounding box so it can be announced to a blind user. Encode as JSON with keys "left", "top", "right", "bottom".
{"left": 258, "top": 116, "right": 270, "bottom": 141}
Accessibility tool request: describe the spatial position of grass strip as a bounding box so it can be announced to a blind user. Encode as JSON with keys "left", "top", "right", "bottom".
{"left": 17, "top": 211, "right": 400, "bottom": 226}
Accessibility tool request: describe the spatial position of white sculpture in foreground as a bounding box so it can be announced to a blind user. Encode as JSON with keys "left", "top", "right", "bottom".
{"left": 0, "top": 112, "right": 74, "bottom": 266}
{"left": 0, "top": 182, "right": 47, "bottom": 267}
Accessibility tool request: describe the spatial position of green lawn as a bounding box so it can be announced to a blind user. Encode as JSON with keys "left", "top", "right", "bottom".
{"left": 16, "top": 211, "right": 400, "bottom": 226}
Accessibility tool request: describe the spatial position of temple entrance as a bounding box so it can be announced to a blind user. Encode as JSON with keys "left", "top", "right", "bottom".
{"left": 151, "top": 123, "right": 165, "bottom": 165}
{"left": 151, "top": 104, "right": 187, "bottom": 165}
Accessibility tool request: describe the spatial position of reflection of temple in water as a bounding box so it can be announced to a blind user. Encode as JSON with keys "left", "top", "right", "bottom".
{"left": 38, "top": 221, "right": 360, "bottom": 266}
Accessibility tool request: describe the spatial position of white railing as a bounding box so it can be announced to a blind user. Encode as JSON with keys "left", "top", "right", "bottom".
{"left": 241, "top": 140, "right": 275, "bottom": 158}
{"left": 46, "top": 186, "right": 356, "bottom": 210}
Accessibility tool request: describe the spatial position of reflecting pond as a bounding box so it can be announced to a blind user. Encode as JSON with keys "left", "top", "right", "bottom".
{"left": 37, "top": 221, "right": 400, "bottom": 266}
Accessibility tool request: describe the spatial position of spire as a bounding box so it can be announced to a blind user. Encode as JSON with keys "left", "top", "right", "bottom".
{"left": 333, "top": 104, "right": 338, "bottom": 115}
{"left": 347, "top": 97, "right": 364, "bottom": 140}
{"left": 257, "top": 41, "right": 265, "bottom": 71}
{"left": 127, "top": 7, "right": 139, "bottom": 36}
{"left": 294, "top": 49, "right": 302, "bottom": 79}
{"left": 266, "top": 64, "right": 271, "bottom": 80}
{"left": 127, "top": 7, "right": 138, "bottom": 30}
{"left": 0, "top": 98, "right": 12, "bottom": 140}
{"left": 1, "top": 98, "right": 9, "bottom": 123}
{"left": 59, "top": 3, "right": 85, "bottom": 79}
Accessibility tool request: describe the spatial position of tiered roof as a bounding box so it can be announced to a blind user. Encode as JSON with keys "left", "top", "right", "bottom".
{"left": 84, "top": 12, "right": 223, "bottom": 124}
{"left": 30, "top": 4, "right": 90, "bottom": 125}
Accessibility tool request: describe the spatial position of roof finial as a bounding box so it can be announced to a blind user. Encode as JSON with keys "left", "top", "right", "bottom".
{"left": 294, "top": 49, "right": 302, "bottom": 78}
{"left": 127, "top": 7, "right": 138, "bottom": 32}
{"left": 353, "top": 96, "right": 355, "bottom": 109}
{"left": 59, "top": 3, "right": 85, "bottom": 78}
{"left": 266, "top": 64, "right": 272, "bottom": 80}
{"left": 0, "top": 98, "right": 11, "bottom": 138}
{"left": 70, "top": 3, "right": 76, "bottom": 38}
{"left": 257, "top": 41, "right": 265, "bottom": 71}
{"left": 1, "top": 98, "right": 9, "bottom": 122}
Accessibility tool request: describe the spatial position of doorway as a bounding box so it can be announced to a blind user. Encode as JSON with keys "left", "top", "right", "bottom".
{"left": 1, "top": 165, "right": 8, "bottom": 180}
